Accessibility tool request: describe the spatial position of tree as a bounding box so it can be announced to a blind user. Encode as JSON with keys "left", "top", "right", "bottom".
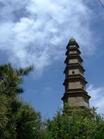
{"left": 45, "top": 109, "right": 104, "bottom": 139}
{"left": 92, "top": 116, "right": 104, "bottom": 139}
{"left": 0, "top": 64, "right": 41, "bottom": 139}
{"left": 0, "top": 95, "right": 9, "bottom": 138}
{"left": 16, "top": 103, "right": 41, "bottom": 139}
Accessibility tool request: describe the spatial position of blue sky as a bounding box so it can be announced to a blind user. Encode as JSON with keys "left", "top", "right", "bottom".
{"left": 0, "top": 0, "right": 104, "bottom": 119}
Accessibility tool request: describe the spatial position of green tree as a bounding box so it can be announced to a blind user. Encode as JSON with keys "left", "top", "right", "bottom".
{"left": 16, "top": 103, "right": 41, "bottom": 139}
{"left": 0, "top": 64, "right": 41, "bottom": 139}
{"left": 0, "top": 95, "right": 9, "bottom": 137}
{"left": 45, "top": 109, "right": 104, "bottom": 139}
{"left": 92, "top": 116, "right": 104, "bottom": 139}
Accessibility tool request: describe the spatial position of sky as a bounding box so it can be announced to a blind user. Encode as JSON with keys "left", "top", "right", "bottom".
{"left": 0, "top": 0, "right": 104, "bottom": 119}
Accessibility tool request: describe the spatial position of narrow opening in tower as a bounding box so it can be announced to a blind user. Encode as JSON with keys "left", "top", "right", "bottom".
{"left": 72, "top": 71, "right": 75, "bottom": 75}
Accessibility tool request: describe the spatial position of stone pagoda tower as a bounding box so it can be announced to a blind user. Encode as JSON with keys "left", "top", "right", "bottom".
{"left": 62, "top": 38, "right": 90, "bottom": 109}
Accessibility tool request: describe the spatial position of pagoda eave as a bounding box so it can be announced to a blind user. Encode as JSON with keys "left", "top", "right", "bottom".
{"left": 64, "top": 55, "right": 83, "bottom": 64}
{"left": 63, "top": 75, "right": 88, "bottom": 86}
{"left": 62, "top": 92, "right": 91, "bottom": 101}
{"left": 65, "top": 47, "right": 81, "bottom": 55}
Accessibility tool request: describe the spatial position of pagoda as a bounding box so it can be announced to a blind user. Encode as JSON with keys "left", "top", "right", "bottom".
{"left": 62, "top": 38, "right": 90, "bottom": 109}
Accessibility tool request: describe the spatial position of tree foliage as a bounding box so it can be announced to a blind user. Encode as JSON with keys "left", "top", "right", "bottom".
{"left": 0, "top": 64, "right": 41, "bottom": 139}
{"left": 16, "top": 103, "right": 41, "bottom": 139}
{"left": 44, "top": 109, "right": 104, "bottom": 139}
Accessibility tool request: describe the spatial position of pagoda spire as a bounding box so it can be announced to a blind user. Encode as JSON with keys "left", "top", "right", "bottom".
{"left": 62, "top": 38, "right": 90, "bottom": 109}
{"left": 66, "top": 37, "right": 79, "bottom": 49}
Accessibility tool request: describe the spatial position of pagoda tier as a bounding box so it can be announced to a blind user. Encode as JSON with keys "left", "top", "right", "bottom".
{"left": 65, "top": 45, "right": 81, "bottom": 55}
{"left": 62, "top": 38, "right": 90, "bottom": 108}
{"left": 64, "top": 55, "right": 83, "bottom": 64}
{"left": 64, "top": 63, "right": 85, "bottom": 73}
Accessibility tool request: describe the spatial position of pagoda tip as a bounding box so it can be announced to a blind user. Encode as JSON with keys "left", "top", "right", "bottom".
{"left": 66, "top": 37, "right": 79, "bottom": 49}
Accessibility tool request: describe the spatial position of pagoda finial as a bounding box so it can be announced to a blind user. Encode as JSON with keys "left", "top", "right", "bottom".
{"left": 66, "top": 37, "right": 79, "bottom": 49}
{"left": 69, "top": 37, "right": 76, "bottom": 42}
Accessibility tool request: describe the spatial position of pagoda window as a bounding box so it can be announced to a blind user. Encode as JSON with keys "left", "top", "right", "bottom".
{"left": 72, "top": 71, "right": 75, "bottom": 75}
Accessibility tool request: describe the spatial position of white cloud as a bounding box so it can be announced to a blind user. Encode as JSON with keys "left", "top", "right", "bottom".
{"left": 0, "top": 0, "right": 97, "bottom": 73}
{"left": 87, "top": 85, "right": 104, "bottom": 114}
